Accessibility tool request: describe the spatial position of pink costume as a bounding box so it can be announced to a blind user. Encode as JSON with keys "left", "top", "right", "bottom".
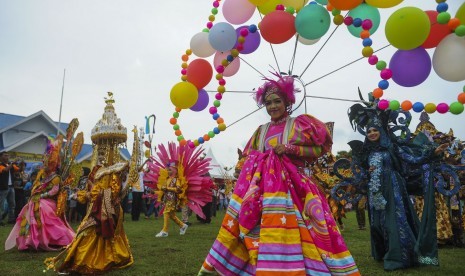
{"left": 5, "top": 171, "right": 74, "bottom": 251}
{"left": 200, "top": 114, "right": 359, "bottom": 275}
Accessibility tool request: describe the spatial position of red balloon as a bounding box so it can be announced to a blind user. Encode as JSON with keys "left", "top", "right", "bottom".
{"left": 186, "top": 59, "right": 213, "bottom": 89}
{"left": 422, "top": 10, "right": 451, "bottom": 49}
{"left": 260, "top": 10, "right": 296, "bottom": 44}
{"left": 144, "top": 141, "right": 151, "bottom": 148}
{"left": 329, "top": 0, "right": 362, "bottom": 11}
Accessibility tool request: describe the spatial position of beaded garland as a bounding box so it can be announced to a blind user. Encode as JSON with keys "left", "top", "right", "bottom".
{"left": 171, "top": 0, "right": 465, "bottom": 148}
{"left": 332, "top": 0, "right": 465, "bottom": 115}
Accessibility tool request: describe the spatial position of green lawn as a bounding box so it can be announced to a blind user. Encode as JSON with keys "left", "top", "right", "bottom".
{"left": 1, "top": 211, "right": 464, "bottom": 275}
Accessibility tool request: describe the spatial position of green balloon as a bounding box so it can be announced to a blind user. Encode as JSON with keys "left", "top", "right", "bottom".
{"left": 315, "top": 0, "right": 328, "bottom": 4}
{"left": 347, "top": 4, "right": 381, "bottom": 37}
{"left": 295, "top": 4, "right": 331, "bottom": 40}
{"left": 389, "top": 100, "right": 400, "bottom": 110}
{"left": 456, "top": 2, "right": 465, "bottom": 24}
{"left": 385, "top": 7, "right": 430, "bottom": 50}
{"left": 449, "top": 102, "right": 464, "bottom": 115}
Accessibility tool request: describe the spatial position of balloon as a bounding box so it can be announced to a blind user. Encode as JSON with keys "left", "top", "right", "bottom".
{"left": 258, "top": 0, "right": 281, "bottom": 15}
{"left": 297, "top": 35, "right": 320, "bottom": 45}
{"left": 422, "top": 11, "right": 451, "bottom": 49}
{"left": 144, "top": 150, "right": 150, "bottom": 158}
{"left": 144, "top": 141, "right": 151, "bottom": 148}
{"left": 235, "top": 26, "right": 261, "bottom": 54}
{"left": 315, "top": 0, "right": 328, "bottom": 4}
{"left": 208, "top": 22, "right": 237, "bottom": 51}
{"left": 347, "top": 4, "right": 380, "bottom": 38}
{"left": 433, "top": 34, "right": 465, "bottom": 82}
{"left": 295, "top": 4, "right": 330, "bottom": 40}
{"left": 328, "top": 0, "right": 362, "bottom": 11}
{"left": 385, "top": 7, "right": 430, "bottom": 50}
{"left": 223, "top": 0, "right": 256, "bottom": 25}
{"left": 260, "top": 10, "right": 296, "bottom": 44}
{"left": 186, "top": 59, "right": 213, "bottom": 89}
{"left": 450, "top": 102, "right": 464, "bottom": 115}
{"left": 190, "top": 32, "right": 216, "bottom": 58}
{"left": 365, "top": 0, "right": 403, "bottom": 8}
{"left": 213, "top": 51, "right": 240, "bottom": 77}
{"left": 249, "top": 0, "right": 268, "bottom": 5}
{"left": 170, "top": 82, "right": 199, "bottom": 109}
{"left": 190, "top": 89, "right": 210, "bottom": 112}
{"left": 282, "top": 0, "right": 309, "bottom": 12}
{"left": 457, "top": 2, "right": 465, "bottom": 24}
{"left": 389, "top": 47, "right": 432, "bottom": 87}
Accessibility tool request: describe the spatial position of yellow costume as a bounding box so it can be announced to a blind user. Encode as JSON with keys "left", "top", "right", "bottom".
{"left": 48, "top": 163, "right": 133, "bottom": 274}
{"left": 46, "top": 92, "right": 135, "bottom": 274}
{"left": 160, "top": 176, "right": 185, "bottom": 233}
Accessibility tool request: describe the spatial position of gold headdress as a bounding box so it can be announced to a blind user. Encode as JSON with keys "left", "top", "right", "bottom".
{"left": 91, "top": 92, "right": 127, "bottom": 166}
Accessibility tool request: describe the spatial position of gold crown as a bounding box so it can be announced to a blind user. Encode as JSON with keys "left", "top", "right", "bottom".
{"left": 91, "top": 92, "right": 127, "bottom": 145}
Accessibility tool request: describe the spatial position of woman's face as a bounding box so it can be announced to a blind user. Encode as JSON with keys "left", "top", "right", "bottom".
{"left": 265, "top": 93, "right": 286, "bottom": 121}
{"left": 168, "top": 166, "right": 178, "bottom": 177}
{"left": 367, "top": 127, "right": 381, "bottom": 142}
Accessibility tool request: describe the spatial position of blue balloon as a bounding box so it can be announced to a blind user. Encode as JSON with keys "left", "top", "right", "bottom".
{"left": 208, "top": 22, "right": 237, "bottom": 52}
{"left": 190, "top": 89, "right": 209, "bottom": 112}
{"left": 213, "top": 127, "right": 220, "bottom": 134}
{"left": 378, "top": 80, "right": 389, "bottom": 90}
{"left": 213, "top": 113, "right": 220, "bottom": 120}
{"left": 412, "top": 102, "right": 424, "bottom": 113}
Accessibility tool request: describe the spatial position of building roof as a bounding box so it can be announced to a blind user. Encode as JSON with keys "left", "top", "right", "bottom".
{"left": 0, "top": 111, "right": 69, "bottom": 133}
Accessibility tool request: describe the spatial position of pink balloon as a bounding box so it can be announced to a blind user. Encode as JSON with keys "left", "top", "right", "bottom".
{"left": 213, "top": 51, "right": 240, "bottom": 77}
{"left": 222, "top": 0, "right": 256, "bottom": 25}
{"left": 190, "top": 89, "right": 210, "bottom": 112}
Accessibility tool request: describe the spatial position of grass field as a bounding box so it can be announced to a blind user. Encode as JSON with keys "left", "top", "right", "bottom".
{"left": 1, "top": 211, "right": 464, "bottom": 275}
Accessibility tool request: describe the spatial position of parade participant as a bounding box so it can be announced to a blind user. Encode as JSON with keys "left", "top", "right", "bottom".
{"left": 344, "top": 99, "right": 449, "bottom": 271}
{"left": 144, "top": 142, "right": 213, "bottom": 237}
{"left": 0, "top": 151, "right": 19, "bottom": 225}
{"left": 199, "top": 73, "right": 359, "bottom": 275}
{"left": 45, "top": 92, "right": 134, "bottom": 274}
{"left": 5, "top": 119, "right": 83, "bottom": 251}
{"left": 155, "top": 161, "right": 188, "bottom": 237}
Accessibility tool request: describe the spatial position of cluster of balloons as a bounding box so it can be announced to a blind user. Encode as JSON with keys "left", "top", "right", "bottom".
{"left": 168, "top": 0, "right": 465, "bottom": 148}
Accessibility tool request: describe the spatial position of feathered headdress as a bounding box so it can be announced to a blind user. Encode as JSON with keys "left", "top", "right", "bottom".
{"left": 144, "top": 142, "right": 214, "bottom": 219}
{"left": 254, "top": 71, "right": 299, "bottom": 108}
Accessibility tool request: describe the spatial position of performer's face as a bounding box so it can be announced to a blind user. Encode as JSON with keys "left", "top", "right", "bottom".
{"left": 265, "top": 93, "right": 286, "bottom": 121}
{"left": 367, "top": 127, "right": 380, "bottom": 142}
{"left": 168, "top": 166, "right": 177, "bottom": 177}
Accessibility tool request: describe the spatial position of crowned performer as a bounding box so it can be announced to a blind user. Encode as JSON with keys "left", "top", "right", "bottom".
{"left": 199, "top": 72, "right": 359, "bottom": 275}
{"left": 46, "top": 92, "right": 134, "bottom": 274}
{"left": 144, "top": 142, "right": 214, "bottom": 237}
{"left": 5, "top": 119, "right": 83, "bottom": 251}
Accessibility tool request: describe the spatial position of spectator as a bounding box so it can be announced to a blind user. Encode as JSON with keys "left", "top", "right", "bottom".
{"left": 0, "top": 151, "right": 19, "bottom": 225}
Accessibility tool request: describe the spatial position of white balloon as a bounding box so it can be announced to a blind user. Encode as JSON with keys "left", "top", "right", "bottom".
{"left": 190, "top": 32, "right": 216, "bottom": 58}
{"left": 297, "top": 35, "right": 320, "bottom": 45}
{"left": 433, "top": 34, "right": 465, "bottom": 82}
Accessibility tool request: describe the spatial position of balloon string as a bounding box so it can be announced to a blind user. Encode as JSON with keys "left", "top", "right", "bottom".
{"left": 304, "top": 44, "right": 391, "bottom": 87}
{"left": 226, "top": 106, "right": 264, "bottom": 128}
{"left": 257, "top": 10, "right": 282, "bottom": 75}
{"left": 305, "top": 95, "right": 365, "bottom": 103}
{"left": 288, "top": 35, "right": 300, "bottom": 75}
{"left": 239, "top": 56, "right": 266, "bottom": 78}
{"left": 299, "top": 12, "right": 348, "bottom": 79}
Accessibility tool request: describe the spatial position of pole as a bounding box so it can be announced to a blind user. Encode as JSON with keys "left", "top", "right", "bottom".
{"left": 57, "top": 68, "right": 66, "bottom": 136}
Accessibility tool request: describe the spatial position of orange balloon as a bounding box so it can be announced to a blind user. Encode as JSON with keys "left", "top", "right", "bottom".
{"left": 169, "top": 118, "right": 177, "bottom": 125}
{"left": 174, "top": 130, "right": 182, "bottom": 136}
{"left": 328, "top": 0, "right": 362, "bottom": 11}
{"left": 372, "top": 88, "right": 383, "bottom": 98}
{"left": 401, "top": 100, "right": 413, "bottom": 111}
{"left": 180, "top": 140, "right": 187, "bottom": 146}
{"left": 186, "top": 59, "right": 213, "bottom": 89}
{"left": 260, "top": 10, "right": 296, "bottom": 44}
{"left": 458, "top": 93, "right": 465, "bottom": 104}
{"left": 448, "top": 18, "right": 461, "bottom": 31}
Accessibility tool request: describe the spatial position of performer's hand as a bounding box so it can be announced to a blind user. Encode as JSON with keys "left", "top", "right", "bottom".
{"left": 273, "top": 144, "right": 286, "bottom": 155}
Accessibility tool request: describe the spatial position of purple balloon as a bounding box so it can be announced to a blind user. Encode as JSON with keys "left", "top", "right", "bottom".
{"left": 190, "top": 89, "right": 209, "bottom": 112}
{"left": 389, "top": 47, "right": 432, "bottom": 87}
{"left": 235, "top": 26, "right": 261, "bottom": 55}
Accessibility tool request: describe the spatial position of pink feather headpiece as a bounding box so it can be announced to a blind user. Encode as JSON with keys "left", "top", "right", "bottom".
{"left": 254, "top": 71, "right": 299, "bottom": 107}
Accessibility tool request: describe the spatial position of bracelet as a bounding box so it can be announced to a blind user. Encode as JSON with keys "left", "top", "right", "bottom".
{"left": 284, "top": 144, "right": 299, "bottom": 155}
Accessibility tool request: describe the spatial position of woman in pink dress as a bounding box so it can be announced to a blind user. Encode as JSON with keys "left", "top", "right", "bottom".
{"left": 5, "top": 135, "right": 75, "bottom": 251}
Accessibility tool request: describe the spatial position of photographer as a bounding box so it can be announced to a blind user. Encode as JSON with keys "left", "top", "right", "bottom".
{"left": 0, "top": 151, "right": 19, "bottom": 225}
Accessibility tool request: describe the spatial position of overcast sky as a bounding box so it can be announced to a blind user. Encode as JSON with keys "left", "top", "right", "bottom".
{"left": 0, "top": 0, "right": 463, "bottom": 168}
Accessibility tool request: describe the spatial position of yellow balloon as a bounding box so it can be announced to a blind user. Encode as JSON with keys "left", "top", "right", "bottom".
{"left": 385, "top": 7, "right": 430, "bottom": 50}
{"left": 258, "top": 0, "right": 281, "bottom": 15}
{"left": 282, "top": 0, "right": 308, "bottom": 12}
{"left": 170, "top": 81, "right": 199, "bottom": 109}
{"left": 365, "top": 0, "right": 403, "bottom": 8}
{"left": 144, "top": 150, "right": 151, "bottom": 158}
{"left": 424, "top": 103, "right": 436, "bottom": 114}
{"left": 249, "top": 0, "right": 269, "bottom": 6}
{"left": 456, "top": 2, "right": 465, "bottom": 24}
